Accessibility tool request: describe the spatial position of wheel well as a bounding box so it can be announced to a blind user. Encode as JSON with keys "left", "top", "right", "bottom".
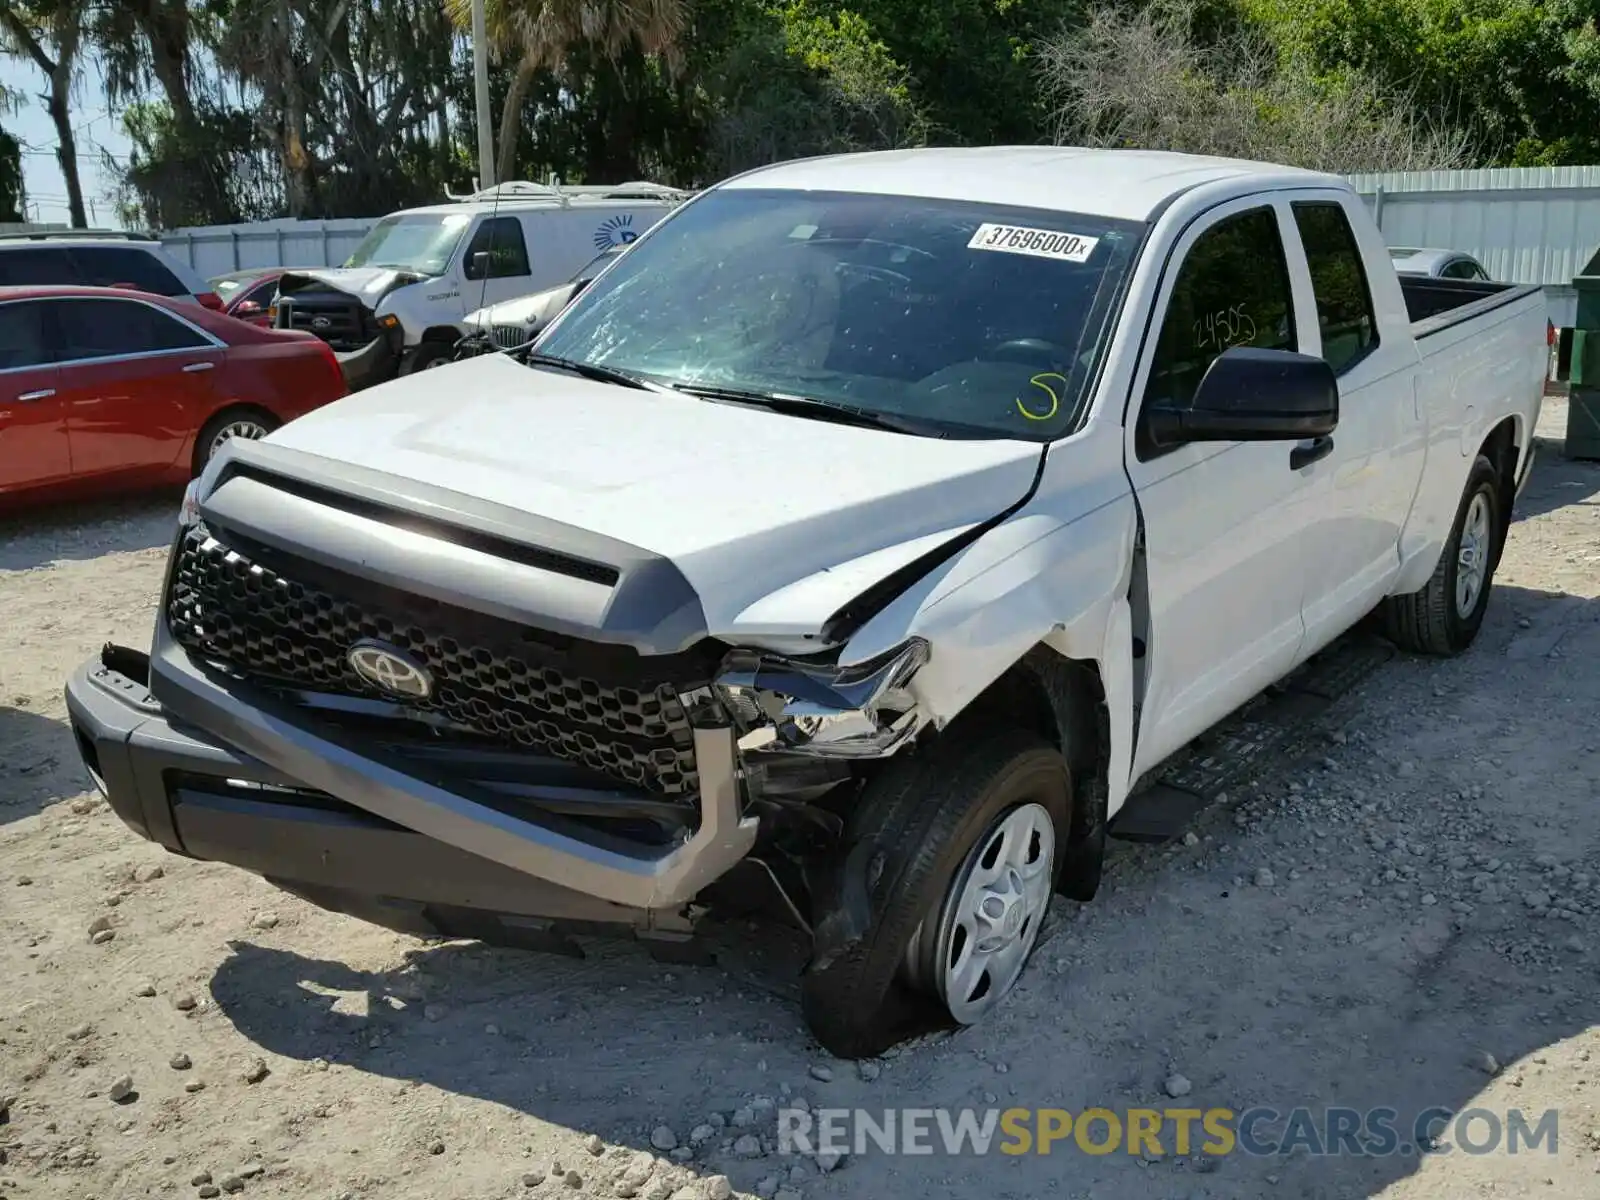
{"left": 947, "top": 649, "right": 1111, "bottom": 901}
{"left": 1481, "top": 416, "right": 1520, "bottom": 554}
{"left": 420, "top": 324, "right": 464, "bottom": 346}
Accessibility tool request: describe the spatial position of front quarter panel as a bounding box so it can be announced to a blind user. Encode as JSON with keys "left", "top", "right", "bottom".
{"left": 377, "top": 280, "right": 463, "bottom": 345}
{"left": 840, "top": 431, "right": 1136, "bottom": 805}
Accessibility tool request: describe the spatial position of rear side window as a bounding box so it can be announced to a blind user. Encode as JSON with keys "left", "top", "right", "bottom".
{"left": 463, "top": 217, "right": 531, "bottom": 279}
{"left": 1292, "top": 202, "right": 1379, "bottom": 374}
{"left": 0, "top": 246, "right": 81, "bottom": 286}
{"left": 71, "top": 245, "right": 189, "bottom": 296}
{"left": 53, "top": 298, "right": 212, "bottom": 361}
{"left": 1144, "top": 206, "right": 1296, "bottom": 415}
{"left": 0, "top": 301, "right": 54, "bottom": 370}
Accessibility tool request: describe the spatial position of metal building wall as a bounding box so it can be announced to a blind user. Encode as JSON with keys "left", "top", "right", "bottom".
{"left": 1347, "top": 166, "right": 1600, "bottom": 327}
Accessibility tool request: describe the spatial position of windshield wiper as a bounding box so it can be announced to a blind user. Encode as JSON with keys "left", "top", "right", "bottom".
{"left": 676, "top": 385, "right": 953, "bottom": 437}
{"left": 523, "top": 353, "right": 684, "bottom": 396}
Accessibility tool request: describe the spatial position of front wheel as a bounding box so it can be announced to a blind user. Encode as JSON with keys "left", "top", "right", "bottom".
{"left": 1382, "top": 453, "right": 1502, "bottom": 655}
{"left": 400, "top": 342, "right": 454, "bottom": 374}
{"left": 193, "top": 408, "right": 279, "bottom": 475}
{"left": 800, "top": 729, "right": 1070, "bottom": 1058}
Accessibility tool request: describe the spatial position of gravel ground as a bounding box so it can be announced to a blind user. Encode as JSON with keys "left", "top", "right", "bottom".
{"left": 3, "top": 399, "right": 1598, "bottom": 1200}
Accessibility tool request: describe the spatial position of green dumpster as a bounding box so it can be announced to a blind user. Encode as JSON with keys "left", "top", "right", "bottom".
{"left": 1563, "top": 245, "right": 1600, "bottom": 460}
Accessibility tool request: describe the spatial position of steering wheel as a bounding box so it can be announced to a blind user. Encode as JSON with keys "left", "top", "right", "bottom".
{"left": 990, "top": 337, "right": 1073, "bottom": 366}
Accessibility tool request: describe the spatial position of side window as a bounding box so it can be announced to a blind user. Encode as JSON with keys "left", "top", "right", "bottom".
{"left": 54, "top": 299, "right": 212, "bottom": 362}
{"left": 0, "top": 247, "right": 81, "bottom": 287}
{"left": 1291, "top": 201, "right": 1379, "bottom": 375}
{"left": 1143, "top": 207, "right": 1296, "bottom": 416}
{"left": 238, "top": 278, "right": 279, "bottom": 309}
{"left": 71, "top": 245, "right": 189, "bottom": 296}
{"left": 0, "top": 301, "right": 54, "bottom": 371}
{"left": 462, "top": 217, "right": 531, "bottom": 280}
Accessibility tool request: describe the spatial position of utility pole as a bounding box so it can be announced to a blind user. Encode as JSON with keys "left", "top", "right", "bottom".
{"left": 471, "top": 0, "right": 496, "bottom": 191}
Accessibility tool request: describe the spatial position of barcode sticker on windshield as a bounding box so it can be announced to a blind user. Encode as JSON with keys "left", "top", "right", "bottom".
{"left": 968, "top": 223, "right": 1099, "bottom": 263}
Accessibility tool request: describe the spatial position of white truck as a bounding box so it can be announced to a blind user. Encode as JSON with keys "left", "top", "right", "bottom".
{"left": 271, "top": 181, "right": 686, "bottom": 387}
{"left": 66, "top": 148, "right": 1546, "bottom": 1058}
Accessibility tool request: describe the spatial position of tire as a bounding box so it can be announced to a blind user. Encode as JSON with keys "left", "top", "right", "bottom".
{"left": 800, "top": 729, "right": 1071, "bottom": 1059}
{"left": 192, "top": 408, "right": 279, "bottom": 475}
{"left": 1382, "top": 453, "right": 1501, "bottom": 655}
{"left": 400, "top": 341, "right": 454, "bottom": 374}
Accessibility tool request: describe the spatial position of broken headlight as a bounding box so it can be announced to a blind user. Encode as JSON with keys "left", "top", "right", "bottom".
{"left": 714, "top": 638, "right": 930, "bottom": 759}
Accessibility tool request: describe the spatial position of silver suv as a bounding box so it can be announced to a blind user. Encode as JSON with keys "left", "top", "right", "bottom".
{"left": 0, "top": 231, "right": 222, "bottom": 310}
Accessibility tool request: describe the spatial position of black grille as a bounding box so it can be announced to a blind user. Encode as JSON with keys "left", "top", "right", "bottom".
{"left": 166, "top": 525, "right": 709, "bottom": 796}
{"left": 278, "top": 294, "right": 373, "bottom": 352}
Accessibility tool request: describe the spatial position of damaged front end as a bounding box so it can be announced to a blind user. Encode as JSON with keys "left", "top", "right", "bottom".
{"left": 681, "top": 638, "right": 934, "bottom": 928}
{"left": 274, "top": 269, "right": 416, "bottom": 390}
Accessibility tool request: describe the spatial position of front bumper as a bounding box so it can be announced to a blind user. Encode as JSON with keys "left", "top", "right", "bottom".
{"left": 336, "top": 331, "right": 401, "bottom": 391}
{"left": 65, "top": 640, "right": 759, "bottom": 925}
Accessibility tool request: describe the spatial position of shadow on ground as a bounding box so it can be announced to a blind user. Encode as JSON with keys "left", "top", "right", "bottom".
{"left": 1509, "top": 433, "right": 1600, "bottom": 523}
{"left": 0, "top": 491, "right": 179, "bottom": 572}
{"left": 0, "top": 703, "right": 92, "bottom": 826}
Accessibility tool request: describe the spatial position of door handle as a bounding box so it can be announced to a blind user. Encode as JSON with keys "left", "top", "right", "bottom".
{"left": 15, "top": 388, "right": 55, "bottom": 401}
{"left": 182, "top": 362, "right": 215, "bottom": 373}
{"left": 1290, "top": 435, "right": 1334, "bottom": 470}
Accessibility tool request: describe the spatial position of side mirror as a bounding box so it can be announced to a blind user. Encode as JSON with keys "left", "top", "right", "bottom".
{"left": 234, "top": 300, "right": 262, "bottom": 317}
{"left": 468, "top": 250, "right": 492, "bottom": 280}
{"left": 1147, "top": 347, "right": 1338, "bottom": 449}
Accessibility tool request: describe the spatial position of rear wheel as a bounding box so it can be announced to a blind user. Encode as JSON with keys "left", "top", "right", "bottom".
{"left": 800, "top": 729, "right": 1070, "bottom": 1058}
{"left": 1382, "top": 453, "right": 1502, "bottom": 655}
{"left": 193, "top": 408, "right": 278, "bottom": 475}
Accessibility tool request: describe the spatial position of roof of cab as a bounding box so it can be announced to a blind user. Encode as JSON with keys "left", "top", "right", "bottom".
{"left": 722, "top": 146, "right": 1338, "bottom": 221}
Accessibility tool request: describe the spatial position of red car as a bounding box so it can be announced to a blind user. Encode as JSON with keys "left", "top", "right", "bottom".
{"left": 0, "top": 285, "right": 348, "bottom": 508}
{"left": 209, "top": 268, "right": 295, "bottom": 328}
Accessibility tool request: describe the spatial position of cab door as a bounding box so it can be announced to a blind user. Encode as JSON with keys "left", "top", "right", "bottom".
{"left": 0, "top": 298, "right": 69, "bottom": 495}
{"left": 1123, "top": 197, "right": 1324, "bottom": 779}
{"left": 1280, "top": 192, "right": 1424, "bottom": 653}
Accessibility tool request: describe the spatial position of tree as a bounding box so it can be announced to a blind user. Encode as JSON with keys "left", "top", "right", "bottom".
{"left": 1038, "top": 0, "right": 1474, "bottom": 172}
{"left": 91, "top": 0, "right": 235, "bottom": 225}
{"left": 443, "top": 0, "right": 688, "bottom": 185}
{"left": 0, "top": 125, "right": 23, "bottom": 221}
{"left": 1241, "top": 0, "right": 1600, "bottom": 164}
{"left": 0, "top": 0, "right": 88, "bottom": 226}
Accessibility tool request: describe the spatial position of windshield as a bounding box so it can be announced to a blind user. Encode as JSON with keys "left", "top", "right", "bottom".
{"left": 535, "top": 189, "right": 1144, "bottom": 439}
{"left": 344, "top": 213, "right": 472, "bottom": 275}
{"left": 210, "top": 272, "right": 261, "bottom": 299}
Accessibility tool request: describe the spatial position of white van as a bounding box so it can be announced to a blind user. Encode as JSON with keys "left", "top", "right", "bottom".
{"left": 272, "top": 181, "right": 686, "bottom": 387}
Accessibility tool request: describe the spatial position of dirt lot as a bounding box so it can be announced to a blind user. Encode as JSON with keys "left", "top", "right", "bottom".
{"left": 3, "top": 397, "right": 1599, "bottom": 1200}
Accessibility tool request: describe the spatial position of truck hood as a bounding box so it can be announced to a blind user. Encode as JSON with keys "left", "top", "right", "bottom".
{"left": 263, "top": 354, "right": 1043, "bottom": 637}
{"left": 463, "top": 282, "right": 577, "bottom": 331}
{"left": 278, "top": 266, "right": 423, "bottom": 305}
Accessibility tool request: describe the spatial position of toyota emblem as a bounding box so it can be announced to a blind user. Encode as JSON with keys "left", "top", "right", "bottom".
{"left": 347, "top": 640, "right": 433, "bottom": 700}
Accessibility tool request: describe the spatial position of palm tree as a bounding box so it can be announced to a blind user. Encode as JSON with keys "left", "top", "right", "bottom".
{"left": 445, "top": 0, "right": 686, "bottom": 185}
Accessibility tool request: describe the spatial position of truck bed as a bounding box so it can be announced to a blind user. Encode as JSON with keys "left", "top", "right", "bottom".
{"left": 1401, "top": 276, "right": 1545, "bottom": 341}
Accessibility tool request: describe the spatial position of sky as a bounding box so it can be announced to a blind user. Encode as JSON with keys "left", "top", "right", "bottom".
{"left": 2, "top": 55, "right": 135, "bottom": 228}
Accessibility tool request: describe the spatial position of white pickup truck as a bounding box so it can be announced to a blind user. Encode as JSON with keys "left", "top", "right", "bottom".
{"left": 66, "top": 148, "right": 1546, "bottom": 1058}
